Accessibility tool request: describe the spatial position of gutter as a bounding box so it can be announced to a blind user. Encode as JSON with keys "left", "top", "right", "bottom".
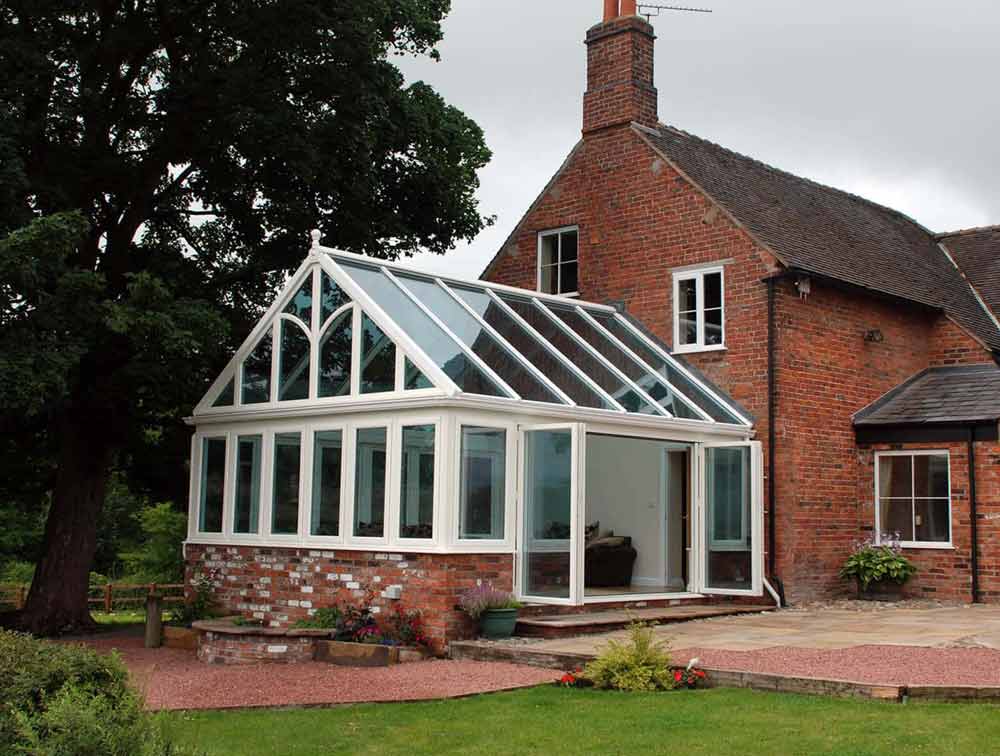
{"left": 765, "top": 275, "right": 785, "bottom": 606}
{"left": 968, "top": 427, "right": 980, "bottom": 603}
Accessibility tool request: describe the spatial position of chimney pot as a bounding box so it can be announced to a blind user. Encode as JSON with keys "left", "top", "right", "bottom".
{"left": 603, "top": 0, "right": 619, "bottom": 21}
{"left": 621, "top": 0, "right": 638, "bottom": 15}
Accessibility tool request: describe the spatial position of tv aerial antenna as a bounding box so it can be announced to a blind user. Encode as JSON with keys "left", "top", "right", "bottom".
{"left": 637, "top": 4, "right": 713, "bottom": 22}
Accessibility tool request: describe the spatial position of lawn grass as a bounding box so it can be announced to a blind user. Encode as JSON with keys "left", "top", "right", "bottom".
{"left": 162, "top": 685, "right": 1000, "bottom": 756}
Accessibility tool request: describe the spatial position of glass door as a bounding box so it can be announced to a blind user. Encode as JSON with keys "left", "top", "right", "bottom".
{"left": 697, "top": 441, "right": 763, "bottom": 595}
{"left": 518, "top": 424, "right": 583, "bottom": 605}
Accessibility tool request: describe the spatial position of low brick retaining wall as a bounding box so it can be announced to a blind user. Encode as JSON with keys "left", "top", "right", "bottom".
{"left": 194, "top": 620, "right": 329, "bottom": 665}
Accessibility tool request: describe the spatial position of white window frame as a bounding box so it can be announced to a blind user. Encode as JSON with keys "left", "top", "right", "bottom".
{"left": 305, "top": 423, "right": 348, "bottom": 543}
{"left": 456, "top": 424, "right": 509, "bottom": 543}
{"left": 537, "top": 226, "right": 580, "bottom": 298}
{"left": 672, "top": 265, "right": 726, "bottom": 354}
{"left": 874, "top": 450, "right": 953, "bottom": 549}
{"left": 350, "top": 422, "right": 392, "bottom": 546}
{"left": 396, "top": 418, "right": 442, "bottom": 544}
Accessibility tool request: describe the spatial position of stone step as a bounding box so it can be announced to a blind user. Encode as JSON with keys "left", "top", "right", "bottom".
{"left": 514, "top": 604, "right": 775, "bottom": 639}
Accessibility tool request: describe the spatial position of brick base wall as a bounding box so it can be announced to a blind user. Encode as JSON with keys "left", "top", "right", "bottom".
{"left": 184, "top": 545, "right": 514, "bottom": 653}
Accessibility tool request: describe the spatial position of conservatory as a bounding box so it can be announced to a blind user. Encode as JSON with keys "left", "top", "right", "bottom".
{"left": 186, "top": 232, "right": 763, "bottom": 619}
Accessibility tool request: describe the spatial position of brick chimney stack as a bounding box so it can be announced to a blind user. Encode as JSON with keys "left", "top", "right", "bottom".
{"left": 583, "top": 1, "right": 658, "bottom": 134}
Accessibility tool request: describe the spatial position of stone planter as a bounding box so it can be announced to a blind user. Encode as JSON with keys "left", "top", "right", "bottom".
{"left": 314, "top": 640, "right": 430, "bottom": 667}
{"left": 163, "top": 626, "right": 198, "bottom": 651}
{"left": 857, "top": 579, "right": 905, "bottom": 602}
{"left": 480, "top": 608, "right": 519, "bottom": 639}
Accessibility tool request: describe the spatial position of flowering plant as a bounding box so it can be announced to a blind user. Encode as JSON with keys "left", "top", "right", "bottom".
{"left": 673, "top": 658, "right": 707, "bottom": 689}
{"left": 458, "top": 583, "right": 522, "bottom": 620}
{"left": 558, "top": 668, "right": 590, "bottom": 688}
{"left": 839, "top": 533, "right": 916, "bottom": 591}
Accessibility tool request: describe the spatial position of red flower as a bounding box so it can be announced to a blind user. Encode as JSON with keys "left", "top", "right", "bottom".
{"left": 674, "top": 670, "right": 683, "bottom": 682}
{"left": 695, "top": 670, "right": 706, "bottom": 678}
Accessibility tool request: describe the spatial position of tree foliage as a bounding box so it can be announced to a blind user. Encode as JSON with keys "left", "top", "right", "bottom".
{"left": 0, "top": 0, "right": 491, "bottom": 633}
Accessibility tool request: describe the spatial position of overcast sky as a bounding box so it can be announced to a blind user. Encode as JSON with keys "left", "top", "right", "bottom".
{"left": 395, "top": 0, "right": 998, "bottom": 279}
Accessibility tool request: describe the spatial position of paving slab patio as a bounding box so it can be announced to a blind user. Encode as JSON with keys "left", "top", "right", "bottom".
{"left": 531, "top": 603, "right": 1000, "bottom": 656}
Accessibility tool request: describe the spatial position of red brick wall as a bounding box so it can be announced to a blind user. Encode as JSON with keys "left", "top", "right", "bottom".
{"left": 185, "top": 545, "right": 513, "bottom": 652}
{"left": 856, "top": 440, "right": 1000, "bottom": 602}
{"left": 928, "top": 316, "right": 993, "bottom": 366}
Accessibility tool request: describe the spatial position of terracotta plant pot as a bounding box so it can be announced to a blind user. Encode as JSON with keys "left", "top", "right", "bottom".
{"left": 480, "top": 608, "right": 519, "bottom": 639}
{"left": 857, "top": 579, "right": 905, "bottom": 602}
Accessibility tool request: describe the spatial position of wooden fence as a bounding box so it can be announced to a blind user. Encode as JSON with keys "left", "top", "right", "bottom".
{"left": 0, "top": 583, "right": 185, "bottom": 613}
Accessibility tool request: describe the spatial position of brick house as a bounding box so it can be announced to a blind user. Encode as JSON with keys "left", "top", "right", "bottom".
{"left": 484, "top": 1, "right": 1000, "bottom": 604}
{"left": 183, "top": 2, "right": 1000, "bottom": 655}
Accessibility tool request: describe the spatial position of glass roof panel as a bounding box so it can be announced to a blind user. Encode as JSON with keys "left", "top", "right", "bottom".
{"left": 449, "top": 284, "right": 613, "bottom": 410}
{"left": 393, "top": 273, "right": 564, "bottom": 405}
{"left": 545, "top": 303, "right": 702, "bottom": 420}
{"left": 498, "top": 295, "right": 661, "bottom": 415}
{"left": 591, "top": 311, "right": 743, "bottom": 423}
{"left": 337, "top": 260, "right": 508, "bottom": 398}
{"left": 284, "top": 276, "right": 313, "bottom": 327}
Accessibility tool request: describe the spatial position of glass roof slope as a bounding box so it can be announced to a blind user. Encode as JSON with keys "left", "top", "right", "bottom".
{"left": 328, "top": 252, "right": 749, "bottom": 426}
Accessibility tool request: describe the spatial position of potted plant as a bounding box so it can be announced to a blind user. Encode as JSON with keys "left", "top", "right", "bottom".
{"left": 839, "top": 534, "right": 916, "bottom": 601}
{"left": 459, "top": 583, "right": 522, "bottom": 639}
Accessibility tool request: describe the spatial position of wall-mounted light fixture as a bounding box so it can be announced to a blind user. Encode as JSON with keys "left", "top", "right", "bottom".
{"left": 864, "top": 329, "right": 884, "bottom": 343}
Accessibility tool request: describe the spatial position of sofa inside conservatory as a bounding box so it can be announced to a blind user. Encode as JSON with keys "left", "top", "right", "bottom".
{"left": 184, "top": 232, "right": 764, "bottom": 650}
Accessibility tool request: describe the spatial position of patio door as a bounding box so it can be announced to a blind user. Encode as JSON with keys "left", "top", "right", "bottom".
{"left": 517, "top": 424, "right": 583, "bottom": 605}
{"left": 696, "top": 441, "right": 763, "bottom": 596}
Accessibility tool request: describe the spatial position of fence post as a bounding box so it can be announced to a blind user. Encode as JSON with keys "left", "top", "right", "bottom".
{"left": 104, "top": 583, "right": 113, "bottom": 614}
{"left": 16, "top": 585, "right": 26, "bottom": 610}
{"left": 145, "top": 593, "right": 163, "bottom": 649}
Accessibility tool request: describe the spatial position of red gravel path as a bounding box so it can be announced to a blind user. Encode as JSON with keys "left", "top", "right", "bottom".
{"left": 672, "top": 645, "right": 1000, "bottom": 687}
{"left": 74, "top": 635, "right": 558, "bottom": 711}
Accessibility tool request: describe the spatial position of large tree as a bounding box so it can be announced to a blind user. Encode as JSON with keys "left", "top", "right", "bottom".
{"left": 0, "top": 0, "right": 491, "bottom": 634}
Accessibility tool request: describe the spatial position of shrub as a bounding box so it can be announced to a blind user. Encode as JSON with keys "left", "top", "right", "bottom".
{"left": 375, "top": 605, "right": 430, "bottom": 648}
{"left": 840, "top": 534, "right": 917, "bottom": 591}
{"left": 582, "top": 621, "right": 676, "bottom": 692}
{"left": 0, "top": 560, "right": 35, "bottom": 585}
{"left": 168, "top": 571, "right": 216, "bottom": 627}
{"left": 119, "top": 503, "right": 187, "bottom": 584}
{"left": 0, "top": 630, "right": 197, "bottom": 755}
{"left": 458, "top": 583, "right": 521, "bottom": 621}
{"left": 293, "top": 607, "right": 342, "bottom": 630}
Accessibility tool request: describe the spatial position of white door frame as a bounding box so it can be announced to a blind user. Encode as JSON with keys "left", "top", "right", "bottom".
{"left": 693, "top": 440, "right": 764, "bottom": 596}
{"left": 515, "top": 422, "right": 584, "bottom": 606}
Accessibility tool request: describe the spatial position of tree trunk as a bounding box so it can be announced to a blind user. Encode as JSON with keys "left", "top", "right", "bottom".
{"left": 16, "top": 415, "right": 113, "bottom": 635}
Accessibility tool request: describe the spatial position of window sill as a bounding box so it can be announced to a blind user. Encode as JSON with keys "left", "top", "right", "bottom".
{"left": 538, "top": 290, "right": 579, "bottom": 298}
{"left": 673, "top": 344, "right": 727, "bottom": 355}
{"left": 893, "top": 542, "right": 955, "bottom": 551}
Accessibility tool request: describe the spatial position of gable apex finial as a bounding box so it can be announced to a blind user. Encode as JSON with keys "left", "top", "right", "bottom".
{"left": 309, "top": 228, "right": 322, "bottom": 254}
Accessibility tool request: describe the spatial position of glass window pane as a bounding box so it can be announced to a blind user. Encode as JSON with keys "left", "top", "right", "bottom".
{"left": 311, "top": 430, "right": 342, "bottom": 537}
{"left": 278, "top": 320, "right": 310, "bottom": 401}
{"left": 539, "top": 234, "right": 558, "bottom": 268}
{"left": 915, "top": 499, "right": 950, "bottom": 543}
{"left": 339, "top": 261, "right": 507, "bottom": 397}
{"left": 678, "top": 278, "right": 698, "bottom": 313}
{"left": 321, "top": 272, "right": 350, "bottom": 324}
{"left": 523, "top": 429, "right": 572, "bottom": 599}
{"left": 679, "top": 313, "right": 698, "bottom": 346}
{"left": 704, "top": 271, "right": 722, "bottom": 310}
{"left": 400, "top": 425, "right": 435, "bottom": 539}
{"left": 560, "top": 260, "right": 579, "bottom": 294}
{"left": 241, "top": 333, "right": 272, "bottom": 404}
{"left": 914, "top": 455, "right": 949, "bottom": 499}
{"left": 879, "top": 498, "right": 914, "bottom": 541}
{"left": 547, "top": 305, "right": 701, "bottom": 420}
{"left": 284, "top": 276, "right": 313, "bottom": 326}
{"left": 879, "top": 456, "right": 913, "bottom": 498}
{"left": 396, "top": 275, "right": 562, "bottom": 404}
{"left": 451, "top": 285, "right": 612, "bottom": 410}
{"left": 561, "top": 231, "right": 578, "bottom": 262}
{"left": 212, "top": 378, "right": 234, "bottom": 408}
{"left": 234, "top": 435, "right": 262, "bottom": 534}
{"left": 502, "top": 296, "right": 660, "bottom": 414}
{"left": 706, "top": 446, "right": 751, "bottom": 591}
{"left": 271, "top": 433, "right": 301, "bottom": 535}
{"left": 405, "top": 358, "right": 433, "bottom": 390}
{"left": 318, "top": 310, "right": 352, "bottom": 397}
{"left": 593, "top": 312, "right": 743, "bottom": 423}
{"left": 354, "top": 427, "right": 387, "bottom": 537}
{"left": 704, "top": 308, "right": 723, "bottom": 346}
{"left": 360, "top": 313, "right": 396, "bottom": 394}
{"left": 199, "top": 438, "right": 226, "bottom": 533}
{"left": 539, "top": 265, "right": 556, "bottom": 295}
{"left": 460, "top": 427, "right": 506, "bottom": 540}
